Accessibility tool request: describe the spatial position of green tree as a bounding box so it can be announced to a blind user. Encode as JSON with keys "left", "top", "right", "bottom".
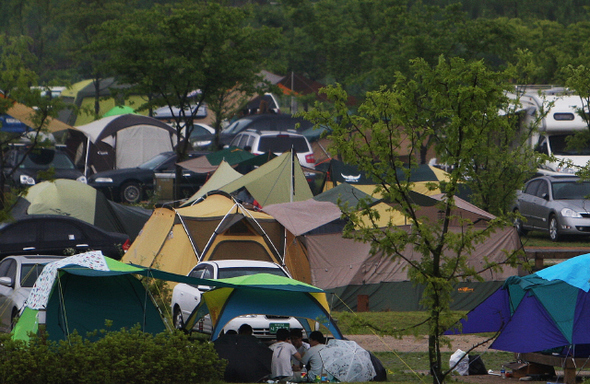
{"left": 99, "top": 2, "right": 277, "bottom": 201}
{"left": 304, "top": 56, "right": 532, "bottom": 384}
{"left": 0, "top": 34, "right": 66, "bottom": 214}
{"left": 59, "top": 0, "right": 131, "bottom": 118}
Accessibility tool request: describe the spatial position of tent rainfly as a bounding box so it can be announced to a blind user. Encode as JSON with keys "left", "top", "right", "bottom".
{"left": 122, "top": 193, "right": 311, "bottom": 283}
{"left": 10, "top": 179, "right": 151, "bottom": 241}
{"left": 182, "top": 150, "right": 313, "bottom": 207}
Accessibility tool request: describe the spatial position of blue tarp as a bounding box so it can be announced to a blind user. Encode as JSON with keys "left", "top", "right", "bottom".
{"left": 0, "top": 114, "right": 29, "bottom": 133}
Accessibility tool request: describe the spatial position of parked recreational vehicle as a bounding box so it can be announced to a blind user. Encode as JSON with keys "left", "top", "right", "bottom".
{"left": 511, "top": 87, "right": 590, "bottom": 174}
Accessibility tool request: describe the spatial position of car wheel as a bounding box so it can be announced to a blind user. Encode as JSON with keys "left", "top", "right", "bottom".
{"left": 121, "top": 182, "right": 141, "bottom": 204}
{"left": 513, "top": 210, "right": 528, "bottom": 236}
{"left": 173, "top": 306, "right": 185, "bottom": 330}
{"left": 549, "top": 215, "right": 560, "bottom": 242}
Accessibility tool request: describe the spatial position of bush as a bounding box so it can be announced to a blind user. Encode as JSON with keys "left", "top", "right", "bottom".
{"left": 0, "top": 327, "right": 226, "bottom": 384}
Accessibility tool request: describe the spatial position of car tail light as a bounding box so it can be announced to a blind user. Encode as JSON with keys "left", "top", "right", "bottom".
{"left": 305, "top": 154, "right": 315, "bottom": 164}
{"left": 122, "top": 239, "right": 131, "bottom": 252}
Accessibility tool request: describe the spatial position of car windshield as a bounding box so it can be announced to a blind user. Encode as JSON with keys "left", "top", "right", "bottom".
{"left": 20, "top": 263, "right": 48, "bottom": 288}
{"left": 218, "top": 267, "right": 287, "bottom": 279}
{"left": 190, "top": 126, "right": 213, "bottom": 139}
{"left": 258, "top": 136, "right": 309, "bottom": 153}
{"left": 549, "top": 134, "right": 590, "bottom": 156}
{"left": 18, "top": 150, "right": 75, "bottom": 170}
{"left": 552, "top": 180, "right": 590, "bottom": 200}
{"left": 138, "top": 153, "right": 172, "bottom": 170}
{"left": 222, "top": 119, "right": 252, "bottom": 135}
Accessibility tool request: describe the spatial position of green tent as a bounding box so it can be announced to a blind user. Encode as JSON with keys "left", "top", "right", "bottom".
{"left": 184, "top": 273, "right": 343, "bottom": 341}
{"left": 12, "top": 251, "right": 238, "bottom": 341}
{"left": 183, "top": 150, "right": 313, "bottom": 207}
{"left": 10, "top": 179, "right": 151, "bottom": 242}
{"left": 103, "top": 105, "right": 136, "bottom": 117}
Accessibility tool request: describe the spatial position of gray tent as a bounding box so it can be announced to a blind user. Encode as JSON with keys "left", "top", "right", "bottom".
{"left": 263, "top": 196, "right": 523, "bottom": 312}
{"left": 65, "top": 114, "right": 177, "bottom": 174}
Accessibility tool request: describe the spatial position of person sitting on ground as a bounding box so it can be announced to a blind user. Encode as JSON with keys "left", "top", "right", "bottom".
{"left": 290, "top": 329, "right": 310, "bottom": 373}
{"left": 269, "top": 328, "right": 302, "bottom": 382}
{"left": 301, "top": 331, "right": 326, "bottom": 382}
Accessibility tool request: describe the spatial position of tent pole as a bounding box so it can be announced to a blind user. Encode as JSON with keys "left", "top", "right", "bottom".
{"left": 174, "top": 208, "right": 202, "bottom": 262}
{"left": 290, "top": 147, "right": 294, "bottom": 203}
{"left": 238, "top": 201, "right": 285, "bottom": 266}
{"left": 84, "top": 136, "right": 90, "bottom": 178}
{"left": 199, "top": 205, "right": 237, "bottom": 261}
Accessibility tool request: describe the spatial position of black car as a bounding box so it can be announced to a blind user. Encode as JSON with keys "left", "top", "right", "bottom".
{"left": 88, "top": 151, "right": 207, "bottom": 204}
{"left": 0, "top": 215, "right": 129, "bottom": 260}
{"left": 219, "top": 114, "right": 313, "bottom": 147}
{"left": 2, "top": 147, "right": 87, "bottom": 187}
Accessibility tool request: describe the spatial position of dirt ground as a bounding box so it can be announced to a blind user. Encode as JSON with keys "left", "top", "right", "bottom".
{"left": 347, "top": 334, "right": 573, "bottom": 384}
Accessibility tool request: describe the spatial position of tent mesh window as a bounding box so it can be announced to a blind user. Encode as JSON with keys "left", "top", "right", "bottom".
{"left": 210, "top": 240, "right": 272, "bottom": 261}
{"left": 225, "top": 220, "right": 254, "bottom": 236}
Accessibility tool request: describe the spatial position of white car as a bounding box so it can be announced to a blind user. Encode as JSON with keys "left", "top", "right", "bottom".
{"left": 171, "top": 260, "right": 303, "bottom": 338}
{"left": 0, "top": 255, "right": 64, "bottom": 332}
{"left": 228, "top": 129, "right": 316, "bottom": 170}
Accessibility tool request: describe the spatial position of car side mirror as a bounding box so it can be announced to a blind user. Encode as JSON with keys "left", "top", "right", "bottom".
{"left": 0, "top": 276, "right": 13, "bottom": 288}
{"left": 541, "top": 193, "right": 549, "bottom": 200}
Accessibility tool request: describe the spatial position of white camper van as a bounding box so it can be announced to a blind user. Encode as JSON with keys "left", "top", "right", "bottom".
{"left": 512, "top": 87, "right": 590, "bottom": 174}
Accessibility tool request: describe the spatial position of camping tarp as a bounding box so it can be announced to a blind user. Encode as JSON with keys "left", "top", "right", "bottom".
{"left": 6, "top": 101, "right": 77, "bottom": 133}
{"left": 446, "top": 253, "right": 590, "bottom": 355}
{"left": 177, "top": 147, "right": 256, "bottom": 174}
{"left": 123, "top": 193, "right": 311, "bottom": 283}
{"left": 13, "top": 251, "right": 320, "bottom": 342}
{"left": 184, "top": 273, "right": 343, "bottom": 341}
{"left": 13, "top": 251, "right": 219, "bottom": 341}
{"left": 320, "top": 160, "right": 450, "bottom": 196}
{"left": 182, "top": 151, "right": 313, "bottom": 207}
{"left": 58, "top": 78, "right": 149, "bottom": 125}
{"left": 10, "top": 179, "right": 151, "bottom": 241}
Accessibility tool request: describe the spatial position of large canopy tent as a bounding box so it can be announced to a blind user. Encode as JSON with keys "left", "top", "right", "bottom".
{"left": 184, "top": 273, "right": 343, "bottom": 341}
{"left": 262, "top": 194, "right": 523, "bottom": 312}
{"left": 10, "top": 179, "right": 151, "bottom": 241}
{"left": 446, "top": 253, "right": 590, "bottom": 355}
{"left": 182, "top": 150, "right": 313, "bottom": 207}
{"left": 65, "top": 114, "right": 178, "bottom": 175}
{"left": 122, "top": 193, "right": 311, "bottom": 283}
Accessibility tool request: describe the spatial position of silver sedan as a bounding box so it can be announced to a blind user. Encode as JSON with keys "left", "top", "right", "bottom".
{"left": 0, "top": 255, "right": 64, "bottom": 332}
{"left": 513, "top": 176, "right": 590, "bottom": 241}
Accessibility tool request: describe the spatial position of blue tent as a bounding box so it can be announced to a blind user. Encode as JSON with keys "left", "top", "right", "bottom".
{"left": 0, "top": 114, "right": 29, "bottom": 133}
{"left": 446, "top": 253, "right": 590, "bottom": 356}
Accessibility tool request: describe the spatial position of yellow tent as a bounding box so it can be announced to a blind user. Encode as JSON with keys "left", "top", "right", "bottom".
{"left": 123, "top": 193, "right": 311, "bottom": 283}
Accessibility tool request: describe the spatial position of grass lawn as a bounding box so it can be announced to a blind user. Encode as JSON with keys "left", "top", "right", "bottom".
{"left": 519, "top": 231, "right": 590, "bottom": 248}
{"left": 331, "top": 311, "right": 513, "bottom": 382}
